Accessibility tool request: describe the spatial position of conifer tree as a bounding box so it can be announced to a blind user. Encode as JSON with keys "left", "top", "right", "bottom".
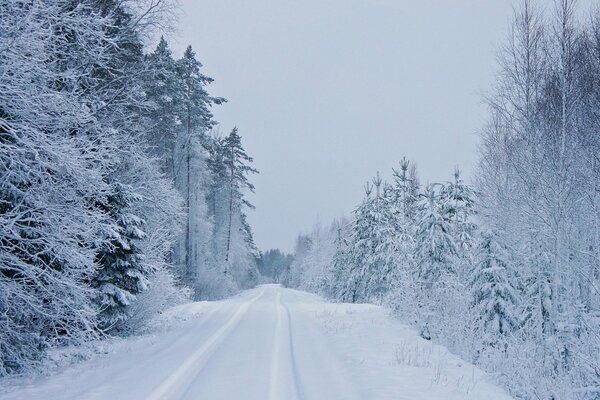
{"left": 440, "top": 168, "right": 477, "bottom": 283}
{"left": 144, "top": 37, "right": 182, "bottom": 176}
{"left": 414, "top": 185, "right": 457, "bottom": 287}
{"left": 441, "top": 168, "right": 477, "bottom": 252}
{"left": 389, "top": 158, "right": 419, "bottom": 299}
{"left": 470, "top": 229, "right": 519, "bottom": 337}
{"left": 328, "top": 224, "right": 354, "bottom": 301}
{"left": 392, "top": 157, "right": 420, "bottom": 227}
{"left": 341, "top": 174, "right": 399, "bottom": 302}
{"left": 93, "top": 183, "right": 148, "bottom": 330}
{"left": 413, "top": 185, "right": 458, "bottom": 339}
{"left": 220, "top": 127, "right": 258, "bottom": 268}
{"left": 174, "top": 46, "right": 224, "bottom": 285}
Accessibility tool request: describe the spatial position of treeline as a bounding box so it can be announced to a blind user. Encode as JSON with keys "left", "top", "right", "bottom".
{"left": 1, "top": 0, "right": 258, "bottom": 375}
{"left": 257, "top": 249, "right": 294, "bottom": 282}
{"left": 288, "top": 1, "right": 600, "bottom": 398}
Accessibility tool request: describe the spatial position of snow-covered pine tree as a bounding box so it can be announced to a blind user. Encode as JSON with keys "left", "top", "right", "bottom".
{"left": 441, "top": 168, "right": 477, "bottom": 252}
{"left": 173, "top": 46, "right": 224, "bottom": 290}
{"left": 374, "top": 182, "right": 405, "bottom": 297}
{"left": 440, "top": 168, "right": 478, "bottom": 285}
{"left": 414, "top": 185, "right": 457, "bottom": 287}
{"left": 240, "top": 212, "right": 260, "bottom": 286}
{"left": 327, "top": 222, "right": 354, "bottom": 302}
{"left": 176, "top": 45, "right": 224, "bottom": 138}
{"left": 392, "top": 157, "right": 420, "bottom": 227}
{"left": 335, "top": 182, "right": 374, "bottom": 303}
{"left": 93, "top": 183, "right": 149, "bottom": 330}
{"left": 341, "top": 174, "right": 399, "bottom": 303}
{"left": 144, "top": 37, "right": 182, "bottom": 177}
{"left": 386, "top": 158, "right": 419, "bottom": 315}
{"left": 206, "top": 134, "right": 228, "bottom": 221}
{"left": 413, "top": 184, "right": 458, "bottom": 339}
{"left": 219, "top": 128, "right": 259, "bottom": 282}
{"left": 470, "top": 229, "right": 519, "bottom": 338}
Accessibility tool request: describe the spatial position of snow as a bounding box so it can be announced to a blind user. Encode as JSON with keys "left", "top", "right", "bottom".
{"left": 0, "top": 285, "right": 512, "bottom": 400}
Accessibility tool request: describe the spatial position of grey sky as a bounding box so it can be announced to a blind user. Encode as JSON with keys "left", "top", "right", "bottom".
{"left": 170, "top": 1, "right": 582, "bottom": 253}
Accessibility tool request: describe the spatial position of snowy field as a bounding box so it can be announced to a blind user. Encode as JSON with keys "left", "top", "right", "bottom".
{"left": 0, "top": 285, "right": 512, "bottom": 400}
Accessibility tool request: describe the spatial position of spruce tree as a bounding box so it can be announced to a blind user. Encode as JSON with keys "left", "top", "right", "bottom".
{"left": 144, "top": 37, "right": 182, "bottom": 176}
{"left": 93, "top": 183, "right": 148, "bottom": 330}
{"left": 470, "top": 229, "right": 519, "bottom": 337}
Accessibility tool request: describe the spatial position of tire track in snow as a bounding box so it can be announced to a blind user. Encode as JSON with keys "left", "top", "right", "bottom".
{"left": 69, "top": 302, "right": 226, "bottom": 400}
{"left": 146, "top": 289, "right": 265, "bottom": 400}
{"left": 269, "top": 291, "right": 304, "bottom": 400}
{"left": 285, "top": 297, "right": 306, "bottom": 400}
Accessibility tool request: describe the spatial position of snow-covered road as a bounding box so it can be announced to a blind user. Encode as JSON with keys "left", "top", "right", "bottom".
{"left": 0, "top": 285, "right": 513, "bottom": 400}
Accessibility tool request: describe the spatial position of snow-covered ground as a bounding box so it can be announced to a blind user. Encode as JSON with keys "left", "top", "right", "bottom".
{"left": 0, "top": 285, "right": 512, "bottom": 400}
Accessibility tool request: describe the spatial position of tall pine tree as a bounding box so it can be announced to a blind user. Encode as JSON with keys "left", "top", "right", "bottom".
{"left": 220, "top": 127, "right": 258, "bottom": 272}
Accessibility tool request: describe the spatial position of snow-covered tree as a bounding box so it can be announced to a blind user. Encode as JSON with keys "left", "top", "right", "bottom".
{"left": 337, "top": 175, "right": 397, "bottom": 302}
{"left": 386, "top": 158, "right": 419, "bottom": 314}
{"left": 413, "top": 184, "right": 460, "bottom": 339}
{"left": 219, "top": 128, "right": 257, "bottom": 261}
{"left": 198, "top": 127, "right": 259, "bottom": 296}
{"left": 0, "top": 0, "right": 262, "bottom": 376}
{"left": 172, "top": 46, "right": 224, "bottom": 293}
{"left": 257, "top": 249, "right": 294, "bottom": 282}
{"left": 144, "top": 37, "right": 182, "bottom": 176}
{"left": 392, "top": 157, "right": 420, "bottom": 227}
{"left": 325, "top": 221, "right": 354, "bottom": 301}
{"left": 414, "top": 185, "right": 457, "bottom": 287}
{"left": 93, "top": 183, "right": 149, "bottom": 330}
{"left": 0, "top": 0, "right": 121, "bottom": 373}
{"left": 117, "top": 151, "right": 187, "bottom": 331}
{"left": 218, "top": 128, "right": 259, "bottom": 286}
{"left": 441, "top": 168, "right": 476, "bottom": 251}
{"left": 470, "top": 229, "right": 519, "bottom": 337}
{"left": 475, "top": 0, "right": 600, "bottom": 395}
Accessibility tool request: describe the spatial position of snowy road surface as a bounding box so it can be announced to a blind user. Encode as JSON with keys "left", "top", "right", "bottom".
{"left": 0, "top": 285, "right": 513, "bottom": 400}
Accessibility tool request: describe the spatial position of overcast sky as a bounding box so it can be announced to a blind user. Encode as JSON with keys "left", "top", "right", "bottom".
{"left": 170, "top": 0, "right": 585, "bottom": 253}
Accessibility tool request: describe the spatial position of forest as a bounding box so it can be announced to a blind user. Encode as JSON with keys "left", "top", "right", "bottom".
{"left": 286, "top": 1, "right": 600, "bottom": 399}
{"left": 1, "top": 0, "right": 259, "bottom": 375}
{"left": 2, "top": 0, "right": 600, "bottom": 399}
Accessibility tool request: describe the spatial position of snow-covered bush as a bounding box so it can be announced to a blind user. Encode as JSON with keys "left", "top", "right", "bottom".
{"left": 119, "top": 267, "right": 192, "bottom": 334}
